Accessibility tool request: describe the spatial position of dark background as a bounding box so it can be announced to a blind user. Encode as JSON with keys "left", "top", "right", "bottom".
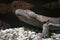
{"left": 0, "top": 0, "right": 59, "bottom": 17}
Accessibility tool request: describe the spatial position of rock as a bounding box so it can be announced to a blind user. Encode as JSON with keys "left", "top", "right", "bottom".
{"left": 0, "top": 27, "right": 40, "bottom": 40}
{"left": 0, "top": 27, "right": 55, "bottom": 40}
{"left": 52, "top": 33, "right": 60, "bottom": 40}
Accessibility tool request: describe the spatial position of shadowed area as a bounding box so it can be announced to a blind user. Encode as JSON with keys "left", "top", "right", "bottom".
{"left": 0, "top": 0, "right": 59, "bottom": 17}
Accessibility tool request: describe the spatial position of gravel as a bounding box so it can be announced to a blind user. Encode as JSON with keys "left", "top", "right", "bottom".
{"left": 0, "top": 27, "right": 52, "bottom": 40}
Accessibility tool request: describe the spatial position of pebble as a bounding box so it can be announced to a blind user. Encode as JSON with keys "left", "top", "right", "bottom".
{"left": 0, "top": 27, "right": 53, "bottom": 40}
{"left": 52, "top": 33, "right": 60, "bottom": 40}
